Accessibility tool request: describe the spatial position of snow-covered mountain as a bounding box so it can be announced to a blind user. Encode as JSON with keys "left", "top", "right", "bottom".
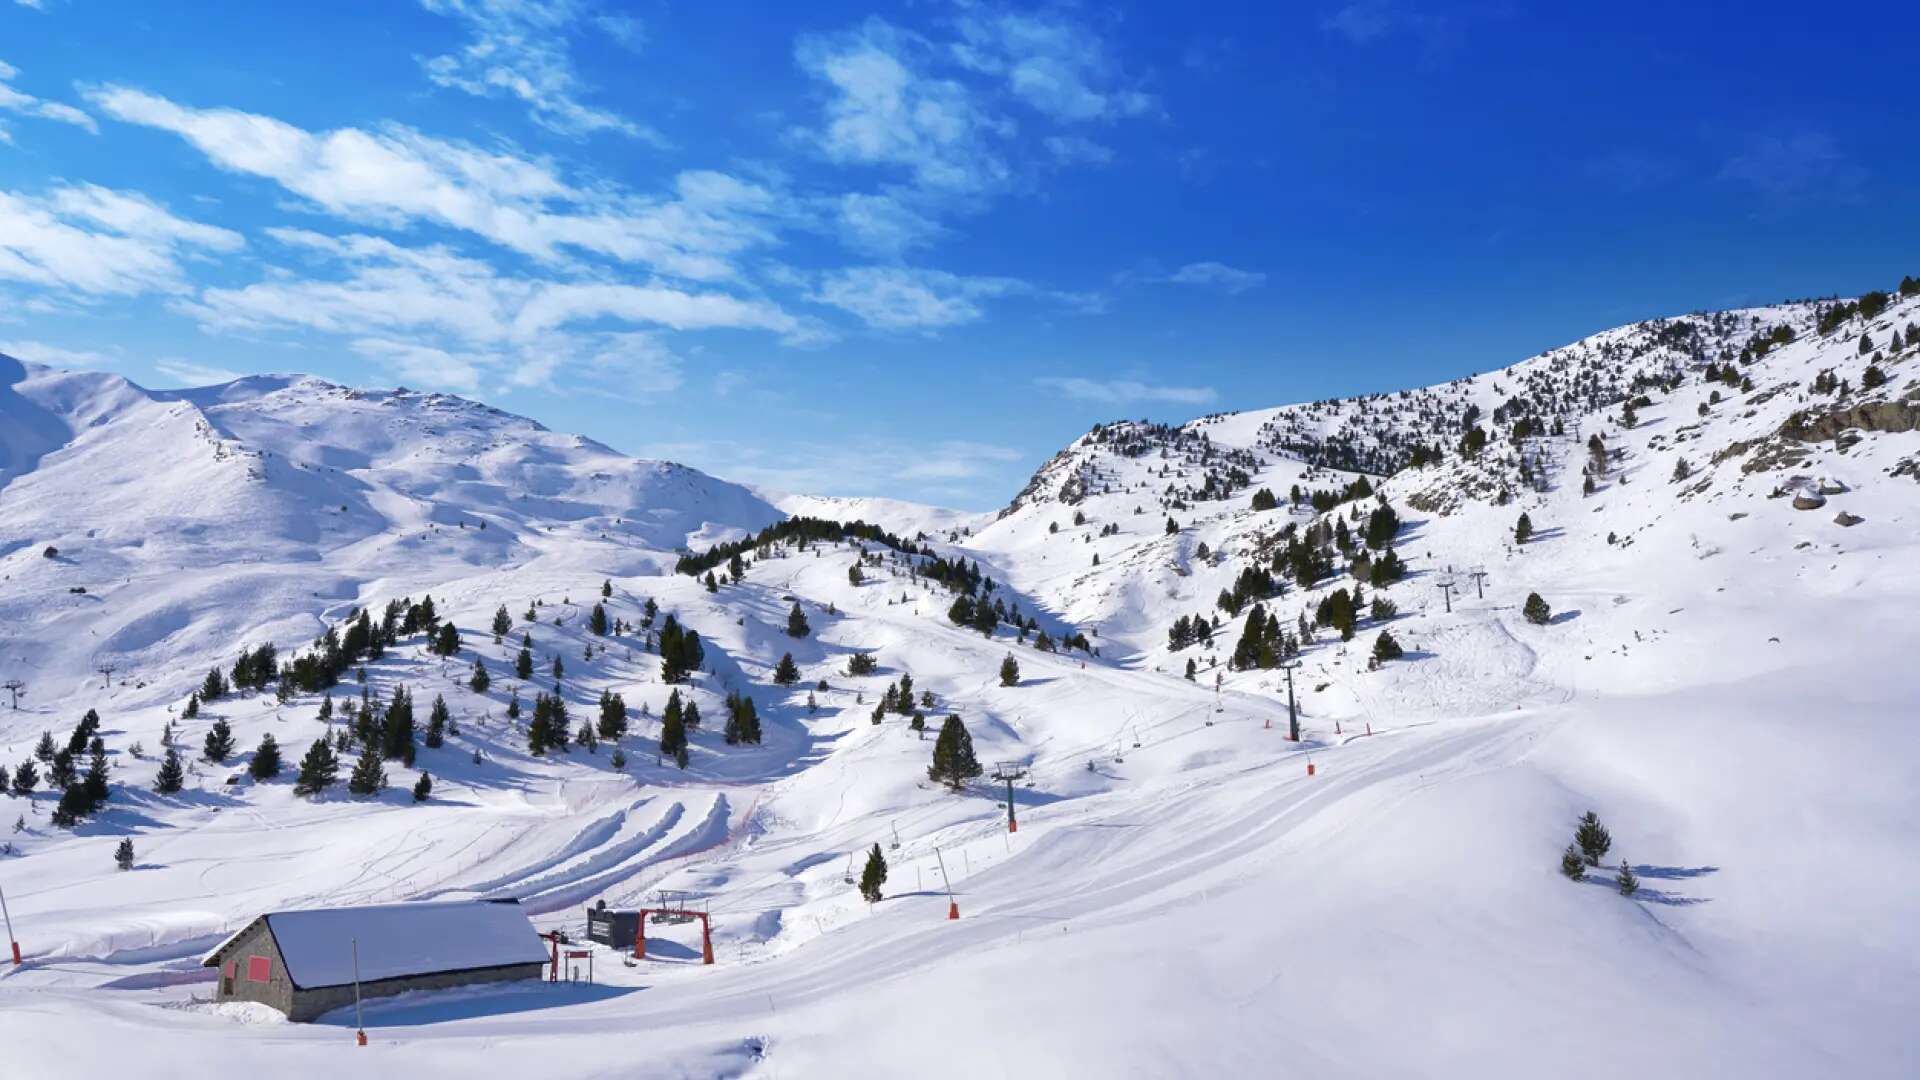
{"left": 3, "top": 282, "right": 1917, "bottom": 1078}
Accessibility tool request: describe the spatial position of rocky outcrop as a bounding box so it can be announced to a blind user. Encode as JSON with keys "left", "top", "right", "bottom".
{"left": 1779, "top": 397, "right": 1920, "bottom": 443}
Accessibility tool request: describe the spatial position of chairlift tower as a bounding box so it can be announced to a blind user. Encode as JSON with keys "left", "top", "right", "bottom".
{"left": 1436, "top": 578, "right": 1458, "bottom": 614}
{"left": 1468, "top": 566, "right": 1488, "bottom": 600}
{"left": 2, "top": 680, "right": 21, "bottom": 710}
{"left": 990, "top": 761, "right": 1028, "bottom": 833}
{"left": 1279, "top": 661, "right": 1301, "bottom": 741}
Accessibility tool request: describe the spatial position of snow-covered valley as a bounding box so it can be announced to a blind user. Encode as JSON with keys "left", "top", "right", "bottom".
{"left": 3, "top": 284, "right": 1918, "bottom": 1077}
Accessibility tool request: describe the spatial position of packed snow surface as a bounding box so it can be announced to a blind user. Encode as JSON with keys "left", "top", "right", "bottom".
{"left": 2, "top": 288, "right": 1919, "bottom": 1077}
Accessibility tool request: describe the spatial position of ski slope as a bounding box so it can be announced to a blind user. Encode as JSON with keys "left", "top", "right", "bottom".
{"left": 2, "top": 285, "right": 1918, "bottom": 1077}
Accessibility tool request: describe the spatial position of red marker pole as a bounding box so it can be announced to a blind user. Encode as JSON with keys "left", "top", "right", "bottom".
{"left": 1, "top": 882, "right": 20, "bottom": 964}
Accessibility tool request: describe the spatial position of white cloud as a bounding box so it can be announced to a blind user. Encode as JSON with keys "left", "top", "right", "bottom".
{"left": 350, "top": 338, "right": 489, "bottom": 394}
{"left": 950, "top": 8, "right": 1155, "bottom": 123}
{"left": 0, "top": 338, "right": 115, "bottom": 369}
{"left": 183, "top": 229, "right": 799, "bottom": 393}
{"left": 655, "top": 435, "right": 1023, "bottom": 505}
{"left": 1035, "top": 376, "right": 1217, "bottom": 407}
{"left": 1322, "top": 3, "right": 1397, "bottom": 44}
{"left": 795, "top": 19, "right": 1012, "bottom": 196}
{"left": 835, "top": 190, "right": 946, "bottom": 255}
{"left": 0, "top": 60, "right": 97, "bottom": 133}
{"left": 1163, "top": 261, "right": 1266, "bottom": 295}
{"left": 1043, "top": 133, "right": 1114, "bottom": 167}
{"left": 152, "top": 358, "right": 246, "bottom": 386}
{"left": 418, "top": 0, "right": 664, "bottom": 143}
{"left": 1721, "top": 132, "right": 1862, "bottom": 201}
{"left": 809, "top": 265, "right": 1026, "bottom": 331}
{"left": 85, "top": 85, "right": 780, "bottom": 280}
{"left": 0, "top": 183, "right": 242, "bottom": 297}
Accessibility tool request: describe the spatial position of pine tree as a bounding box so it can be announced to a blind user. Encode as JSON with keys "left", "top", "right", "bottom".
{"left": 551, "top": 655, "right": 565, "bottom": 682}
{"left": 431, "top": 622, "right": 460, "bottom": 657}
{"left": 51, "top": 784, "right": 88, "bottom": 828}
{"left": 1575, "top": 811, "right": 1612, "bottom": 867}
{"left": 347, "top": 746, "right": 387, "bottom": 796}
{"left": 249, "top": 734, "right": 283, "bottom": 780}
{"left": 601, "top": 578, "right": 613, "bottom": 599}
{"left": 660, "top": 690, "right": 688, "bottom": 764}
{"left": 425, "top": 695, "right": 448, "bottom": 748}
{"left": 115, "top": 837, "right": 135, "bottom": 871}
{"left": 49, "top": 748, "right": 76, "bottom": 791}
{"left": 381, "top": 686, "right": 416, "bottom": 764}
{"left": 847, "top": 652, "right": 877, "bottom": 676}
{"left": 1616, "top": 859, "right": 1639, "bottom": 896}
{"left": 1560, "top": 844, "right": 1587, "bottom": 880}
{"left": 928, "top": 715, "right": 983, "bottom": 791}
{"left": 999, "top": 653, "right": 1020, "bottom": 687}
{"left": 34, "top": 731, "right": 56, "bottom": 763}
{"left": 1371, "top": 629, "right": 1404, "bottom": 663}
{"left": 859, "top": 842, "right": 888, "bottom": 903}
{"left": 412, "top": 772, "right": 433, "bottom": 803}
{"left": 1514, "top": 512, "right": 1534, "bottom": 544}
{"left": 1523, "top": 592, "right": 1551, "bottom": 626}
{"left": 203, "top": 719, "right": 236, "bottom": 764}
{"left": 470, "top": 658, "right": 491, "bottom": 693}
{"left": 610, "top": 747, "right": 627, "bottom": 770}
{"left": 515, "top": 646, "right": 534, "bottom": 680}
{"left": 154, "top": 749, "right": 184, "bottom": 795}
{"left": 492, "top": 605, "right": 512, "bottom": 638}
{"left": 787, "top": 602, "right": 811, "bottom": 638}
{"left": 590, "top": 603, "right": 609, "bottom": 636}
{"left": 597, "top": 690, "right": 628, "bottom": 740}
{"left": 773, "top": 652, "right": 801, "bottom": 686}
{"left": 9, "top": 758, "right": 37, "bottom": 797}
{"left": 82, "top": 746, "right": 110, "bottom": 810}
{"left": 506, "top": 688, "right": 522, "bottom": 720}
{"left": 67, "top": 709, "right": 101, "bottom": 755}
{"left": 293, "top": 740, "right": 339, "bottom": 797}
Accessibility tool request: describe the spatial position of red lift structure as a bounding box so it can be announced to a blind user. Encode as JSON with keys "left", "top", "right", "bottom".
{"left": 632, "top": 891, "right": 713, "bottom": 965}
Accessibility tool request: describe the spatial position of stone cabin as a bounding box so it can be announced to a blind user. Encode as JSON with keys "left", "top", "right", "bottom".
{"left": 200, "top": 898, "right": 548, "bottom": 1022}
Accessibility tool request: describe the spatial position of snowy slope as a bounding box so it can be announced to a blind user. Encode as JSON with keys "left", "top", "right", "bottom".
{"left": 2, "top": 283, "right": 1918, "bottom": 1078}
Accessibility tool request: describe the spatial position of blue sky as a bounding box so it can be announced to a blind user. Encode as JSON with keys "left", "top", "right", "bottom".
{"left": 2, "top": 1, "right": 1915, "bottom": 508}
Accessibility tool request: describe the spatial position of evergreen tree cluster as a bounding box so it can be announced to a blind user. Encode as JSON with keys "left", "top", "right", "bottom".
{"left": 527, "top": 692, "right": 572, "bottom": 755}
{"left": 1166, "top": 613, "right": 1216, "bottom": 651}
{"left": 597, "top": 690, "right": 629, "bottom": 740}
{"left": 722, "top": 691, "right": 762, "bottom": 745}
{"left": 1229, "top": 602, "right": 1300, "bottom": 670}
{"left": 658, "top": 615, "right": 706, "bottom": 683}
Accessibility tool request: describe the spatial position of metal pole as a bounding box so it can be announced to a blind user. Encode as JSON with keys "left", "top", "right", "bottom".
{"left": 1, "top": 882, "right": 20, "bottom": 964}
{"left": 1282, "top": 662, "right": 1300, "bottom": 742}
{"left": 352, "top": 937, "right": 366, "bottom": 1045}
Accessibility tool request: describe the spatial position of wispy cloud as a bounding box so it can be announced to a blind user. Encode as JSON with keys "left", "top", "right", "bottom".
{"left": 795, "top": 18, "right": 1012, "bottom": 196}
{"left": 1720, "top": 131, "right": 1864, "bottom": 202}
{"left": 1320, "top": 3, "right": 1472, "bottom": 69}
{"left": 649, "top": 434, "right": 1024, "bottom": 506}
{"left": 152, "top": 358, "right": 246, "bottom": 386}
{"left": 418, "top": 0, "right": 663, "bottom": 143}
{"left": 949, "top": 6, "right": 1156, "bottom": 124}
{"left": 180, "top": 228, "right": 794, "bottom": 394}
{"left": 807, "top": 265, "right": 1026, "bottom": 331}
{"left": 1035, "top": 376, "right": 1217, "bottom": 407}
{"left": 0, "top": 60, "right": 97, "bottom": 133}
{"left": 1162, "top": 261, "right": 1266, "bottom": 295}
{"left": 0, "top": 338, "right": 115, "bottom": 368}
{"left": 85, "top": 85, "right": 780, "bottom": 280}
{"left": 0, "top": 183, "right": 242, "bottom": 297}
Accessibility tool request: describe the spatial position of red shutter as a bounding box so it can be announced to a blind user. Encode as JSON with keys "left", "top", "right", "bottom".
{"left": 247, "top": 955, "right": 272, "bottom": 982}
{"left": 225, "top": 960, "right": 236, "bottom": 979}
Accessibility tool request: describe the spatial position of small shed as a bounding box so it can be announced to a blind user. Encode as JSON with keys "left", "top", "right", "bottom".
{"left": 199, "top": 899, "right": 548, "bottom": 1022}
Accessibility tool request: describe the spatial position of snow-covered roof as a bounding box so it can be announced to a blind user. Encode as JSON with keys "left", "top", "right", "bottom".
{"left": 200, "top": 900, "right": 547, "bottom": 988}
